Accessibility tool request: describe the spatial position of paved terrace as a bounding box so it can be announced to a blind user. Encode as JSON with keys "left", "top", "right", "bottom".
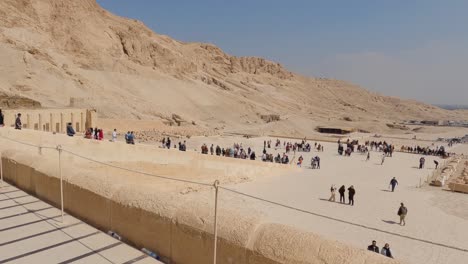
{"left": 0, "top": 183, "right": 161, "bottom": 264}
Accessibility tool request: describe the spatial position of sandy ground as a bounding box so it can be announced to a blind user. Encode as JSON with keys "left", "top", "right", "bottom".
{"left": 2, "top": 126, "right": 467, "bottom": 264}
{"left": 182, "top": 134, "right": 468, "bottom": 264}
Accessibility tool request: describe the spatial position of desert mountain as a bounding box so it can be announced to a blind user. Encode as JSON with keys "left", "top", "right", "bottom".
{"left": 0, "top": 0, "right": 466, "bottom": 136}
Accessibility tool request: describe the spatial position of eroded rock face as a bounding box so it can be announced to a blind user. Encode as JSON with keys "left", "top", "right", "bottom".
{"left": 0, "top": 93, "right": 41, "bottom": 108}
{"left": 0, "top": 0, "right": 466, "bottom": 136}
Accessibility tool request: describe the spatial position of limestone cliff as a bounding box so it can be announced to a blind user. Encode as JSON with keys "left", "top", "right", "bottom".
{"left": 0, "top": 0, "right": 466, "bottom": 135}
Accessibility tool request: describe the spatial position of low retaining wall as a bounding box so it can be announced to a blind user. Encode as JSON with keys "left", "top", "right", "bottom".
{"left": 0, "top": 130, "right": 400, "bottom": 264}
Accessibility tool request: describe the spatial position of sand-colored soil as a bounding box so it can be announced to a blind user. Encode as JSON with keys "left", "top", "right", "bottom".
{"left": 183, "top": 134, "right": 468, "bottom": 264}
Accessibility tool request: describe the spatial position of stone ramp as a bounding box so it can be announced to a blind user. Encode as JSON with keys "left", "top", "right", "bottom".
{"left": 0, "top": 183, "right": 161, "bottom": 264}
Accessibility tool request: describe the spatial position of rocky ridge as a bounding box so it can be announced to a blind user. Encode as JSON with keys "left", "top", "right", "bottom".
{"left": 0, "top": 0, "right": 466, "bottom": 136}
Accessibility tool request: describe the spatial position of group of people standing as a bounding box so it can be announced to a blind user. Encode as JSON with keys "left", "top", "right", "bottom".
{"left": 368, "top": 240, "right": 393, "bottom": 258}
{"left": 400, "top": 145, "right": 447, "bottom": 157}
{"left": 124, "top": 131, "right": 135, "bottom": 144}
{"left": 161, "top": 137, "right": 171, "bottom": 149}
{"left": 84, "top": 127, "right": 104, "bottom": 140}
{"left": 200, "top": 143, "right": 258, "bottom": 160}
{"left": 329, "top": 185, "right": 356, "bottom": 205}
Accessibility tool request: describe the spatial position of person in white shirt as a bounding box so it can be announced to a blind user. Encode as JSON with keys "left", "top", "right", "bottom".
{"left": 112, "top": 129, "right": 117, "bottom": 142}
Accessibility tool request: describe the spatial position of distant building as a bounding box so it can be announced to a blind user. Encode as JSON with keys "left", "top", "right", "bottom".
{"left": 317, "top": 127, "right": 354, "bottom": 134}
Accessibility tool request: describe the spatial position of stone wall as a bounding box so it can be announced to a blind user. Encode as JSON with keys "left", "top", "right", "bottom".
{"left": 0, "top": 129, "right": 400, "bottom": 264}
{"left": 1, "top": 108, "right": 96, "bottom": 133}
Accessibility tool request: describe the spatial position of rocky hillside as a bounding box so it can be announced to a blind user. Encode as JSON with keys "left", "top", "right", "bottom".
{"left": 0, "top": 0, "right": 466, "bottom": 135}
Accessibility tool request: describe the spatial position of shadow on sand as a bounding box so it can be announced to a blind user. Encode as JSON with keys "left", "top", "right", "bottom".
{"left": 319, "top": 198, "right": 349, "bottom": 205}
{"left": 381, "top": 189, "right": 392, "bottom": 192}
{"left": 382, "top": 220, "right": 398, "bottom": 225}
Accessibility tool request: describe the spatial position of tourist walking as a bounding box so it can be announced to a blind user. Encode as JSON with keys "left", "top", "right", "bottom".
{"left": 366, "top": 152, "right": 370, "bottom": 161}
{"left": 15, "top": 113, "right": 22, "bottom": 130}
{"left": 339, "top": 185, "right": 346, "bottom": 203}
{"left": 389, "top": 177, "right": 398, "bottom": 192}
{"left": 66, "top": 123, "right": 75, "bottom": 137}
{"left": 128, "top": 132, "right": 135, "bottom": 144}
{"left": 397, "top": 203, "right": 408, "bottom": 226}
{"left": 0, "top": 109, "right": 4, "bottom": 127}
{"left": 166, "top": 137, "right": 171, "bottom": 149}
{"left": 381, "top": 243, "right": 393, "bottom": 258}
{"left": 367, "top": 240, "right": 379, "bottom": 253}
{"left": 381, "top": 153, "right": 386, "bottom": 165}
{"left": 112, "top": 129, "right": 117, "bottom": 142}
{"left": 434, "top": 160, "right": 439, "bottom": 169}
{"left": 419, "top": 157, "right": 425, "bottom": 169}
{"left": 125, "top": 131, "right": 131, "bottom": 143}
{"left": 297, "top": 155, "right": 303, "bottom": 167}
{"left": 348, "top": 185, "right": 356, "bottom": 206}
{"left": 328, "top": 185, "right": 336, "bottom": 202}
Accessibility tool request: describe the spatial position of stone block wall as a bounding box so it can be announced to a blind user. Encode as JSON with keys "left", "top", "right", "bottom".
{"left": 1, "top": 108, "right": 96, "bottom": 133}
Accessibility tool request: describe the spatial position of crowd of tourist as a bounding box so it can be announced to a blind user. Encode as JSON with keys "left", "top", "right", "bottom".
{"left": 4, "top": 115, "right": 437, "bottom": 262}
{"left": 84, "top": 127, "right": 105, "bottom": 140}
{"left": 194, "top": 139, "right": 326, "bottom": 167}
{"left": 400, "top": 145, "right": 447, "bottom": 156}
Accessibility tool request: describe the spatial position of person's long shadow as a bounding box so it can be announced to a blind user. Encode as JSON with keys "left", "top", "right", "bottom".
{"left": 319, "top": 198, "right": 348, "bottom": 205}
{"left": 381, "top": 189, "right": 392, "bottom": 192}
{"left": 382, "top": 220, "right": 398, "bottom": 225}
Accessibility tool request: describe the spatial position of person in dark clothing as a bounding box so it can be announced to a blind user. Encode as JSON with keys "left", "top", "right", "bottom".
{"left": 419, "top": 157, "right": 425, "bottom": 169}
{"left": 380, "top": 243, "right": 393, "bottom": 258}
{"left": 390, "top": 177, "right": 398, "bottom": 192}
{"left": 434, "top": 160, "right": 439, "bottom": 169}
{"left": 0, "top": 109, "right": 4, "bottom": 127}
{"left": 367, "top": 240, "right": 379, "bottom": 253}
{"left": 166, "top": 137, "right": 171, "bottom": 149}
{"left": 15, "top": 113, "right": 22, "bottom": 130}
{"left": 94, "top": 127, "right": 98, "bottom": 139}
{"left": 348, "top": 185, "right": 356, "bottom": 206}
{"left": 315, "top": 156, "right": 320, "bottom": 169}
{"left": 338, "top": 185, "right": 346, "bottom": 203}
{"left": 66, "top": 123, "right": 75, "bottom": 137}
{"left": 398, "top": 203, "right": 408, "bottom": 226}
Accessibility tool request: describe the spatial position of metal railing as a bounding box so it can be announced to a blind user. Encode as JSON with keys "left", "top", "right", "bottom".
{"left": 1, "top": 133, "right": 468, "bottom": 264}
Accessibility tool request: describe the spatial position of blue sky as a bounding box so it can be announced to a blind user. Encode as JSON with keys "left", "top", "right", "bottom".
{"left": 97, "top": 0, "right": 468, "bottom": 104}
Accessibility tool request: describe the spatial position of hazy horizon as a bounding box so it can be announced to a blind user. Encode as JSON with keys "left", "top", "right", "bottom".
{"left": 97, "top": 0, "right": 468, "bottom": 105}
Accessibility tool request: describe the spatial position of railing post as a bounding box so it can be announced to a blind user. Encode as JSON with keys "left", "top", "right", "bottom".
{"left": 0, "top": 152, "right": 3, "bottom": 187}
{"left": 213, "top": 180, "right": 220, "bottom": 264}
{"left": 57, "top": 145, "right": 65, "bottom": 223}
